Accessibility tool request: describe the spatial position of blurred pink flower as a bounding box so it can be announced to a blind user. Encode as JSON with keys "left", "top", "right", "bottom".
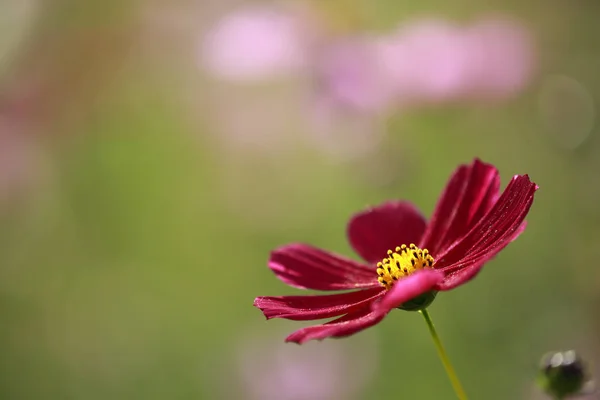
{"left": 231, "top": 327, "right": 377, "bottom": 400}
{"left": 375, "top": 19, "right": 470, "bottom": 105}
{"left": 462, "top": 16, "right": 536, "bottom": 99}
{"left": 201, "top": 5, "right": 310, "bottom": 81}
{"left": 202, "top": 7, "right": 535, "bottom": 107}
{"left": 312, "top": 37, "right": 394, "bottom": 114}
{"left": 375, "top": 16, "right": 536, "bottom": 106}
{"left": 200, "top": 8, "right": 536, "bottom": 158}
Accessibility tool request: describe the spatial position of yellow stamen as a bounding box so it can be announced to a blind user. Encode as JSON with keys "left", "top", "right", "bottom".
{"left": 376, "top": 244, "right": 435, "bottom": 290}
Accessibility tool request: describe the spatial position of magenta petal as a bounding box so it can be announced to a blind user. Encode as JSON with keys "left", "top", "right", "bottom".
{"left": 437, "top": 174, "right": 536, "bottom": 264}
{"left": 437, "top": 221, "right": 527, "bottom": 290}
{"left": 435, "top": 175, "right": 537, "bottom": 289}
{"left": 269, "top": 244, "right": 379, "bottom": 291}
{"left": 420, "top": 159, "right": 500, "bottom": 256}
{"left": 347, "top": 201, "right": 427, "bottom": 264}
{"left": 254, "top": 287, "right": 384, "bottom": 321}
{"left": 372, "top": 268, "right": 444, "bottom": 313}
{"left": 285, "top": 306, "right": 386, "bottom": 344}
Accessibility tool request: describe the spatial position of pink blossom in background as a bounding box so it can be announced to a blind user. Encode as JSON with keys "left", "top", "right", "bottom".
{"left": 201, "top": 5, "right": 310, "bottom": 81}
{"left": 200, "top": 7, "right": 537, "bottom": 158}
{"left": 201, "top": 7, "right": 388, "bottom": 160}
{"left": 307, "top": 37, "right": 389, "bottom": 159}
{"left": 375, "top": 16, "right": 536, "bottom": 106}
{"left": 202, "top": 7, "right": 536, "bottom": 108}
{"left": 462, "top": 16, "right": 536, "bottom": 100}
{"left": 231, "top": 327, "right": 378, "bottom": 400}
{"left": 312, "top": 37, "right": 395, "bottom": 114}
{"left": 308, "top": 15, "right": 535, "bottom": 127}
{"left": 375, "top": 19, "right": 471, "bottom": 105}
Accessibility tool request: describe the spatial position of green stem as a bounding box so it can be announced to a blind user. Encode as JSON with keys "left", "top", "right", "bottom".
{"left": 420, "top": 309, "right": 468, "bottom": 400}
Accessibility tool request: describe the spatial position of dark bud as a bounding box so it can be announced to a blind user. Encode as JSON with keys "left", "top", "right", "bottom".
{"left": 538, "top": 350, "right": 591, "bottom": 398}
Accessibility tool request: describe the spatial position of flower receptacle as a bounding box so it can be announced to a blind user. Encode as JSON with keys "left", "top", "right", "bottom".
{"left": 398, "top": 290, "right": 437, "bottom": 311}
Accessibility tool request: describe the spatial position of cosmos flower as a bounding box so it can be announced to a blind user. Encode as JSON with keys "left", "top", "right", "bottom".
{"left": 254, "top": 159, "right": 538, "bottom": 344}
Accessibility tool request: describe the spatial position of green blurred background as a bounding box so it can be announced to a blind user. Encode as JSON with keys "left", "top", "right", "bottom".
{"left": 0, "top": 0, "right": 598, "bottom": 399}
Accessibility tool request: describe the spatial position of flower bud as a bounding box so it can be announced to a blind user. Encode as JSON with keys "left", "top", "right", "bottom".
{"left": 538, "top": 350, "right": 590, "bottom": 398}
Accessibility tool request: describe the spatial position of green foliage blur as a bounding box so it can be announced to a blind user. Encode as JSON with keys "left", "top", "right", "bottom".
{"left": 1, "top": 0, "right": 599, "bottom": 399}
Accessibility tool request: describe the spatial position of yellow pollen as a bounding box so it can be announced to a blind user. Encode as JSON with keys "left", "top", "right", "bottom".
{"left": 376, "top": 244, "right": 435, "bottom": 290}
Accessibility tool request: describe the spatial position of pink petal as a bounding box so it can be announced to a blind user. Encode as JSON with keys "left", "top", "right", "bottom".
{"left": 347, "top": 201, "right": 427, "bottom": 264}
{"left": 269, "top": 244, "right": 379, "bottom": 291}
{"left": 371, "top": 268, "right": 444, "bottom": 313}
{"left": 435, "top": 175, "right": 538, "bottom": 290}
{"left": 419, "top": 159, "right": 500, "bottom": 256}
{"left": 285, "top": 307, "right": 386, "bottom": 344}
{"left": 254, "top": 288, "right": 384, "bottom": 321}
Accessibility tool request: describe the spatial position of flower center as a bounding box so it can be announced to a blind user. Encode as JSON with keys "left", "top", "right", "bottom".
{"left": 376, "top": 244, "right": 435, "bottom": 290}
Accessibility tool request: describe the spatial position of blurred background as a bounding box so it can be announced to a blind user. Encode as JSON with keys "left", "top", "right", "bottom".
{"left": 0, "top": 0, "right": 598, "bottom": 399}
